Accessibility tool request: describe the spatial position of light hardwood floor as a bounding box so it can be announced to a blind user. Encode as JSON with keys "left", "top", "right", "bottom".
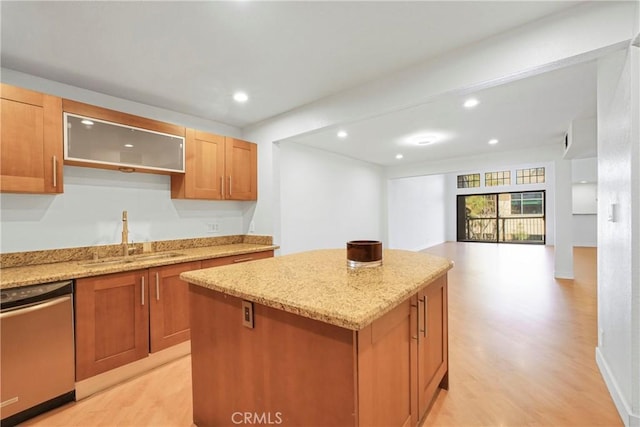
{"left": 24, "top": 243, "right": 620, "bottom": 427}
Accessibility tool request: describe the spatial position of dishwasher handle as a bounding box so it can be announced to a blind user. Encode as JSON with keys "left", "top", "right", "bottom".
{"left": 0, "top": 295, "right": 72, "bottom": 319}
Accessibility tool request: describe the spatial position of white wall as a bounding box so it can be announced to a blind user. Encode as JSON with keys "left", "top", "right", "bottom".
{"left": 572, "top": 215, "right": 597, "bottom": 247}
{"left": 571, "top": 157, "right": 598, "bottom": 247}
{"left": 387, "top": 175, "right": 446, "bottom": 251}
{"left": 278, "top": 142, "right": 384, "bottom": 255}
{"left": 0, "top": 166, "right": 253, "bottom": 252}
{"left": 595, "top": 47, "right": 640, "bottom": 427}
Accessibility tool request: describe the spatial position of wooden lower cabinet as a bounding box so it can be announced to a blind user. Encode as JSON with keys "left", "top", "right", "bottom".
{"left": 357, "top": 298, "right": 415, "bottom": 427}
{"left": 149, "top": 261, "right": 201, "bottom": 353}
{"left": 75, "top": 262, "right": 199, "bottom": 380}
{"left": 189, "top": 272, "right": 448, "bottom": 427}
{"left": 75, "top": 252, "right": 274, "bottom": 380}
{"left": 75, "top": 269, "right": 149, "bottom": 381}
{"left": 417, "top": 274, "right": 449, "bottom": 420}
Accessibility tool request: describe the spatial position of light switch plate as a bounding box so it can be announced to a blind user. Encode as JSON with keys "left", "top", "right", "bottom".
{"left": 242, "top": 300, "right": 254, "bottom": 329}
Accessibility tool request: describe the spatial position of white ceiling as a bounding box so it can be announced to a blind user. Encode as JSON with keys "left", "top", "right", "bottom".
{"left": 288, "top": 60, "right": 597, "bottom": 166}
{"left": 1, "top": 1, "right": 595, "bottom": 166}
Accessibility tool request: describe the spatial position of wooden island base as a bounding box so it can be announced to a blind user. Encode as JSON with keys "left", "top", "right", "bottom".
{"left": 189, "top": 273, "right": 448, "bottom": 427}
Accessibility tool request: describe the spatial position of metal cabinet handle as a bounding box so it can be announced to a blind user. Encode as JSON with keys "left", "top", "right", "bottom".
{"left": 411, "top": 301, "right": 419, "bottom": 341}
{"left": 0, "top": 296, "right": 70, "bottom": 319}
{"left": 52, "top": 156, "right": 57, "bottom": 187}
{"left": 220, "top": 176, "right": 224, "bottom": 198}
{"left": 155, "top": 272, "right": 160, "bottom": 301}
{"left": 422, "top": 295, "right": 428, "bottom": 338}
{"left": 233, "top": 257, "right": 253, "bottom": 263}
{"left": 141, "top": 276, "right": 145, "bottom": 306}
{"left": 228, "top": 176, "right": 232, "bottom": 197}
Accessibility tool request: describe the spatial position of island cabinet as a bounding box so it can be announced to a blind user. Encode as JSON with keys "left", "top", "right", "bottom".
{"left": 0, "top": 83, "right": 63, "bottom": 194}
{"left": 417, "top": 275, "right": 449, "bottom": 420}
{"left": 75, "top": 261, "right": 200, "bottom": 380}
{"left": 171, "top": 130, "right": 257, "bottom": 201}
{"left": 358, "top": 274, "right": 448, "bottom": 425}
{"left": 184, "top": 249, "right": 452, "bottom": 427}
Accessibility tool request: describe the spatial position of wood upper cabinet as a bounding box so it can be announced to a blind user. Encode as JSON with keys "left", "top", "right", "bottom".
{"left": 75, "top": 269, "right": 149, "bottom": 381}
{"left": 172, "top": 131, "right": 257, "bottom": 201}
{"left": 171, "top": 129, "right": 225, "bottom": 199}
{"left": 62, "top": 100, "right": 186, "bottom": 175}
{"left": 225, "top": 137, "right": 257, "bottom": 200}
{"left": 148, "top": 261, "right": 200, "bottom": 353}
{"left": 0, "top": 83, "right": 63, "bottom": 194}
{"left": 416, "top": 274, "right": 449, "bottom": 420}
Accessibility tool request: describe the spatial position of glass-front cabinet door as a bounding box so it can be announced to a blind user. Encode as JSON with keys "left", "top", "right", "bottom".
{"left": 64, "top": 113, "right": 185, "bottom": 173}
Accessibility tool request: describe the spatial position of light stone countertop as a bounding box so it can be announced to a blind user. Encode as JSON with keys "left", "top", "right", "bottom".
{"left": 0, "top": 243, "right": 277, "bottom": 289}
{"left": 181, "top": 249, "right": 453, "bottom": 331}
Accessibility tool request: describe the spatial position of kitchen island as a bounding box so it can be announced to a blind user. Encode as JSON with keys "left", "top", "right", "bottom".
{"left": 181, "top": 249, "right": 453, "bottom": 427}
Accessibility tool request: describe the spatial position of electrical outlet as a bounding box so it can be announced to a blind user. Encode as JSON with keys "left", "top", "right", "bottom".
{"left": 598, "top": 328, "right": 604, "bottom": 346}
{"left": 242, "top": 300, "right": 254, "bottom": 329}
{"left": 249, "top": 220, "right": 255, "bottom": 233}
{"left": 206, "top": 223, "right": 220, "bottom": 233}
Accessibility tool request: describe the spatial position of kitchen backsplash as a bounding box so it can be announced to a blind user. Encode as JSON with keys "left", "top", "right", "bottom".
{"left": 0, "top": 235, "right": 273, "bottom": 268}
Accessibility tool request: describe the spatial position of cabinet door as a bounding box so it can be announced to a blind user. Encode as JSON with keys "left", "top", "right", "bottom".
{"left": 75, "top": 270, "right": 149, "bottom": 380}
{"left": 358, "top": 298, "right": 416, "bottom": 427}
{"left": 172, "top": 129, "right": 225, "bottom": 199}
{"left": 201, "top": 250, "right": 274, "bottom": 268}
{"left": 417, "top": 275, "right": 448, "bottom": 419}
{"left": 0, "top": 84, "right": 63, "bottom": 194}
{"left": 149, "top": 261, "right": 200, "bottom": 353}
{"left": 225, "top": 137, "right": 257, "bottom": 200}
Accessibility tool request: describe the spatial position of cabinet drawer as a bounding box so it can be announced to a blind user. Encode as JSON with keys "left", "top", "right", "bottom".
{"left": 201, "top": 250, "right": 274, "bottom": 268}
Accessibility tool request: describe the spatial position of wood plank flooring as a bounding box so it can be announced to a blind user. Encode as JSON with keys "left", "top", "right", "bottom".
{"left": 23, "top": 243, "right": 620, "bottom": 427}
{"left": 421, "top": 243, "right": 620, "bottom": 427}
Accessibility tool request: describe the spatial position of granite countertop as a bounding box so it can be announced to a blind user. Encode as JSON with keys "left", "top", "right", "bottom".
{"left": 0, "top": 243, "right": 278, "bottom": 289}
{"left": 181, "top": 249, "right": 453, "bottom": 331}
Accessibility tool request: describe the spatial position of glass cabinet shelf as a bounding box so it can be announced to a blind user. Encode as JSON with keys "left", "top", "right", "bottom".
{"left": 64, "top": 113, "right": 185, "bottom": 173}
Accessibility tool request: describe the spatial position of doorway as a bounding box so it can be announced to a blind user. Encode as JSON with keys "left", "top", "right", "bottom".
{"left": 456, "top": 191, "right": 545, "bottom": 244}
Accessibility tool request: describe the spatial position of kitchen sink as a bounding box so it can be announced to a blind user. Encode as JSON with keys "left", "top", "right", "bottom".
{"left": 134, "top": 252, "right": 184, "bottom": 261}
{"left": 80, "top": 252, "right": 184, "bottom": 267}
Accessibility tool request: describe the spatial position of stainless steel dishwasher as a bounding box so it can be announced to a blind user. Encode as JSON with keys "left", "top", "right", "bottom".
{"left": 1, "top": 280, "right": 75, "bottom": 426}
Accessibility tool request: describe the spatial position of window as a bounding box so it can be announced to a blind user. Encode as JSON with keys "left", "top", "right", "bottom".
{"left": 516, "top": 167, "right": 545, "bottom": 184}
{"left": 510, "top": 192, "right": 544, "bottom": 215}
{"left": 457, "top": 173, "right": 480, "bottom": 188}
{"left": 485, "top": 171, "right": 511, "bottom": 186}
{"left": 457, "top": 191, "right": 546, "bottom": 244}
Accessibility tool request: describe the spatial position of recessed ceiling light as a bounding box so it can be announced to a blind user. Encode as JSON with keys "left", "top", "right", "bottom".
{"left": 124, "top": 144, "right": 134, "bottom": 148}
{"left": 415, "top": 137, "right": 435, "bottom": 146}
{"left": 488, "top": 139, "right": 499, "bottom": 145}
{"left": 464, "top": 98, "right": 479, "bottom": 109}
{"left": 337, "top": 130, "right": 348, "bottom": 138}
{"left": 233, "top": 91, "right": 249, "bottom": 103}
{"left": 405, "top": 132, "right": 448, "bottom": 146}
{"left": 395, "top": 154, "right": 404, "bottom": 159}
{"left": 81, "top": 119, "right": 94, "bottom": 126}
{"left": 580, "top": 180, "right": 588, "bottom": 184}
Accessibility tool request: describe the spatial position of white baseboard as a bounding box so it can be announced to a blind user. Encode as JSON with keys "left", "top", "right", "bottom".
{"left": 595, "top": 346, "right": 640, "bottom": 427}
{"left": 75, "top": 341, "right": 191, "bottom": 400}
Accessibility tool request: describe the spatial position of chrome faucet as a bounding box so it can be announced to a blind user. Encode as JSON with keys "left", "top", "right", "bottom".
{"left": 122, "top": 210, "right": 131, "bottom": 257}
